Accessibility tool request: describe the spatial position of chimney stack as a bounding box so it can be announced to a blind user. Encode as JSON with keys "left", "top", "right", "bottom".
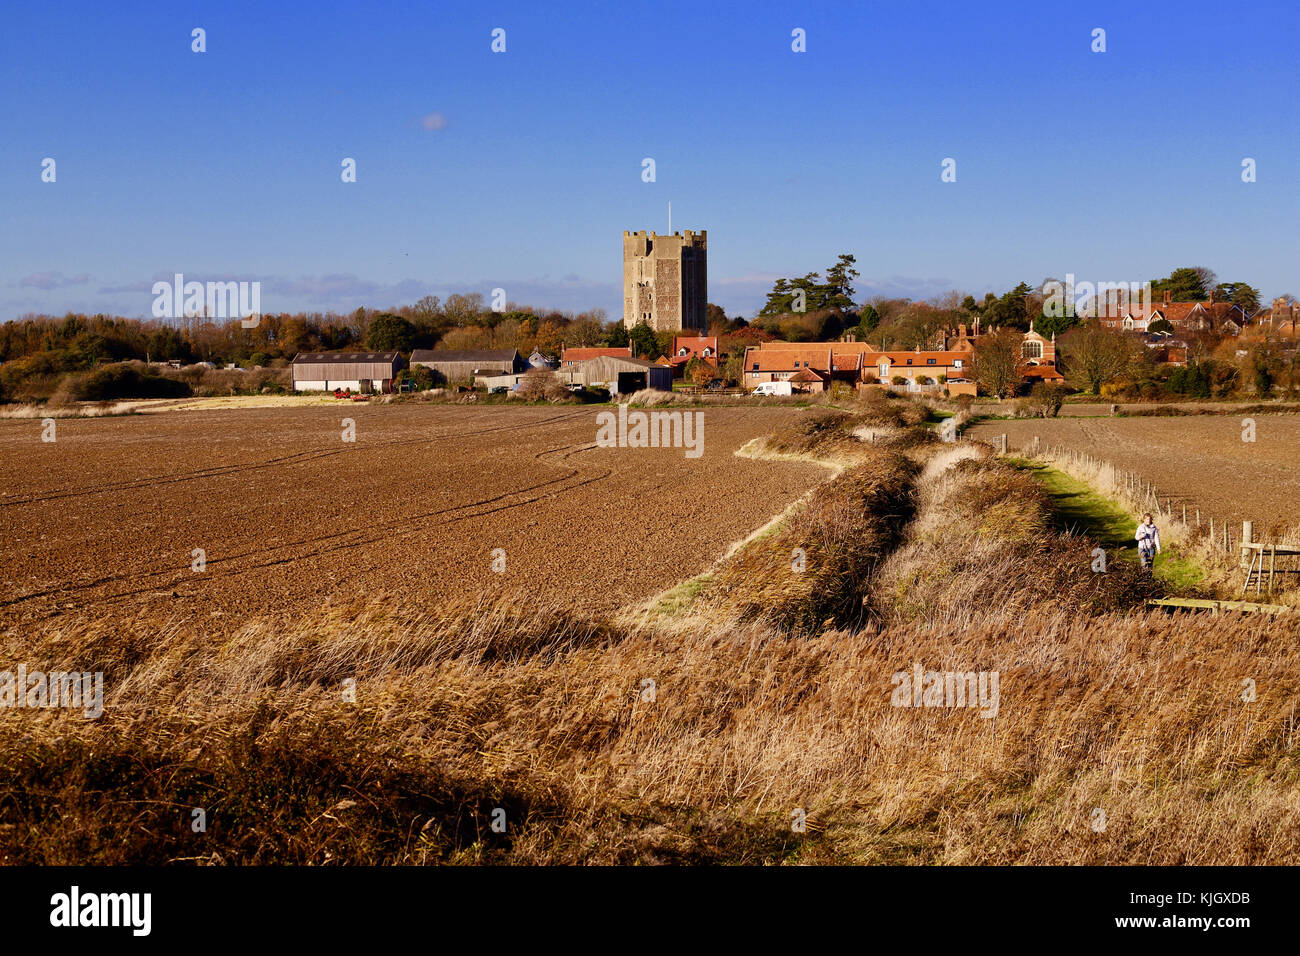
{"left": 1163, "top": 290, "right": 1171, "bottom": 307}
{"left": 1208, "top": 288, "right": 1215, "bottom": 305}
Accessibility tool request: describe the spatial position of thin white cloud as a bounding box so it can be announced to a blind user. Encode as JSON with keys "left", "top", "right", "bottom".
{"left": 16, "top": 272, "right": 93, "bottom": 290}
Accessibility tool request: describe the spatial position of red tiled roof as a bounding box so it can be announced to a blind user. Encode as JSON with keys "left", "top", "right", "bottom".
{"left": 761, "top": 340, "right": 874, "bottom": 355}
{"left": 1018, "top": 364, "right": 1066, "bottom": 382}
{"left": 746, "top": 346, "right": 835, "bottom": 372}
{"left": 668, "top": 353, "right": 718, "bottom": 367}
{"left": 672, "top": 336, "right": 718, "bottom": 353}
{"left": 867, "top": 351, "right": 969, "bottom": 366}
{"left": 560, "top": 347, "right": 632, "bottom": 364}
{"left": 789, "top": 367, "right": 827, "bottom": 383}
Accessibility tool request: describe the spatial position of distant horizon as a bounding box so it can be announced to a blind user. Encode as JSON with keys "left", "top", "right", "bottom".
{"left": 3, "top": 260, "right": 1286, "bottom": 327}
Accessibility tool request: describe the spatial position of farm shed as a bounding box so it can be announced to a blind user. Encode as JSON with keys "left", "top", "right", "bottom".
{"left": 291, "top": 351, "right": 403, "bottom": 393}
{"left": 409, "top": 349, "right": 525, "bottom": 384}
{"left": 565, "top": 355, "right": 672, "bottom": 394}
{"left": 559, "top": 346, "right": 632, "bottom": 365}
{"left": 478, "top": 367, "right": 581, "bottom": 391}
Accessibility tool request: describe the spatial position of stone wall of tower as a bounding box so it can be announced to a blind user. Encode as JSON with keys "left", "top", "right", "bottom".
{"left": 622, "top": 230, "right": 707, "bottom": 333}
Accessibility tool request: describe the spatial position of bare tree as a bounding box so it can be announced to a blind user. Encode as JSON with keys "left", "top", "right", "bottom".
{"left": 973, "top": 329, "right": 1023, "bottom": 398}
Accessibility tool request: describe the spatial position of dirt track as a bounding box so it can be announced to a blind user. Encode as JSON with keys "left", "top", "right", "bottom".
{"left": 0, "top": 405, "right": 826, "bottom": 626}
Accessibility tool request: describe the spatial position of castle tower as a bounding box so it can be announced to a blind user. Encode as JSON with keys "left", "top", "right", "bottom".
{"left": 622, "top": 229, "right": 707, "bottom": 332}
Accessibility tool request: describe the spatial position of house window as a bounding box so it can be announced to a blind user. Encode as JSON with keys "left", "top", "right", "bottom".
{"left": 1023, "top": 340, "right": 1043, "bottom": 359}
{"left": 906, "top": 359, "right": 913, "bottom": 365}
{"left": 926, "top": 359, "right": 936, "bottom": 365}
{"left": 752, "top": 363, "right": 760, "bottom": 371}
{"left": 954, "top": 359, "right": 963, "bottom": 369}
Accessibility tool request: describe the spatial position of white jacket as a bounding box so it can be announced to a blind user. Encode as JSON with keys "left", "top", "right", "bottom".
{"left": 1135, "top": 522, "right": 1161, "bottom": 553}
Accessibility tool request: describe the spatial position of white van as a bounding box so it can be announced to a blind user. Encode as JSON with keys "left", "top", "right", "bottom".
{"left": 752, "top": 381, "right": 793, "bottom": 396}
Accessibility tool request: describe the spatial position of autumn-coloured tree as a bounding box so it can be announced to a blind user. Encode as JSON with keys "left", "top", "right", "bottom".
{"left": 685, "top": 356, "right": 714, "bottom": 386}
{"left": 438, "top": 326, "right": 493, "bottom": 350}
{"left": 1059, "top": 322, "right": 1139, "bottom": 395}
{"left": 534, "top": 320, "right": 565, "bottom": 358}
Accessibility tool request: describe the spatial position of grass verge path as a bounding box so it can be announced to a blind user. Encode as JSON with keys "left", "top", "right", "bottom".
{"left": 1010, "top": 458, "right": 1204, "bottom": 594}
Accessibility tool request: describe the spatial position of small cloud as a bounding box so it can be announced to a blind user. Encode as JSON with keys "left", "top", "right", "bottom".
{"left": 17, "top": 271, "right": 93, "bottom": 290}
{"left": 418, "top": 112, "right": 449, "bottom": 131}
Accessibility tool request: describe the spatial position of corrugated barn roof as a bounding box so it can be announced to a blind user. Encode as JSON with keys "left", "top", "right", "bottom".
{"left": 409, "top": 349, "right": 518, "bottom": 363}
{"left": 292, "top": 351, "right": 400, "bottom": 364}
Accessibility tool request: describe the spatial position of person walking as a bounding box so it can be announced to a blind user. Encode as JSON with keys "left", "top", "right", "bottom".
{"left": 1135, "top": 512, "right": 1161, "bottom": 572}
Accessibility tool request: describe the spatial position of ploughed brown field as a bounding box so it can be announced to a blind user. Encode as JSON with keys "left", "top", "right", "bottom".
{"left": 0, "top": 405, "right": 825, "bottom": 626}
{"left": 966, "top": 414, "right": 1300, "bottom": 534}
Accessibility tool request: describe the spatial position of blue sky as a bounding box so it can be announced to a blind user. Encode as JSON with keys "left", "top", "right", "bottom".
{"left": 2, "top": 0, "right": 1297, "bottom": 321}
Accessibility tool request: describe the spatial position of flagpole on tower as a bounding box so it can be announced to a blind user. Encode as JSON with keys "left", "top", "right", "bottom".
{"left": 668, "top": 201, "right": 671, "bottom": 235}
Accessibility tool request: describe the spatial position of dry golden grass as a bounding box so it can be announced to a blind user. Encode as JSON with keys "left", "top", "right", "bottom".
{"left": 5, "top": 593, "right": 1298, "bottom": 864}
{"left": 3, "top": 400, "right": 1297, "bottom": 865}
{"left": 875, "top": 453, "right": 1160, "bottom": 626}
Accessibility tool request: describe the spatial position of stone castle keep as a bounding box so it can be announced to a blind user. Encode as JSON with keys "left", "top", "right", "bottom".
{"left": 622, "top": 229, "right": 707, "bottom": 332}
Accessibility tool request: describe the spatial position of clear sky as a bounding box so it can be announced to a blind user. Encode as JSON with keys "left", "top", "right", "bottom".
{"left": 2, "top": 0, "right": 1297, "bottom": 321}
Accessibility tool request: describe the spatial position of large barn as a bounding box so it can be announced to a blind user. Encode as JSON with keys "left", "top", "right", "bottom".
{"left": 409, "top": 349, "right": 525, "bottom": 384}
{"left": 564, "top": 355, "right": 672, "bottom": 395}
{"left": 291, "top": 351, "right": 403, "bottom": 393}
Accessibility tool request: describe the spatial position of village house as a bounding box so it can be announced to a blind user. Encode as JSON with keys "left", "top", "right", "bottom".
{"left": 1099, "top": 289, "right": 1250, "bottom": 335}
{"left": 527, "top": 349, "right": 555, "bottom": 369}
{"left": 863, "top": 348, "right": 977, "bottom": 395}
{"left": 1015, "top": 322, "right": 1066, "bottom": 387}
{"left": 788, "top": 367, "right": 827, "bottom": 393}
{"left": 741, "top": 344, "right": 863, "bottom": 392}
{"left": 744, "top": 323, "right": 1082, "bottom": 396}
{"left": 1256, "top": 297, "right": 1300, "bottom": 333}
{"left": 1143, "top": 331, "right": 1190, "bottom": 367}
{"left": 666, "top": 335, "right": 720, "bottom": 378}
{"left": 742, "top": 335, "right": 978, "bottom": 396}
